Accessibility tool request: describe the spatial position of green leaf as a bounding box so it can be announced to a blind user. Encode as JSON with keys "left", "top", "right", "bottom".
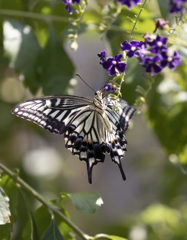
{"left": 94, "top": 234, "right": 127, "bottom": 240}
{"left": 0, "top": 172, "right": 19, "bottom": 221}
{"left": 34, "top": 201, "right": 74, "bottom": 240}
{"left": 41, "top": 217, "right": 64, "bottom": 240}
{"left": 53, "top": 200, "right": 75, "bottom": 240}
{"left": 37, "top": 27, "right": 74, "bottom": 95}
{"left": 0, "top": 173, "right": 19, "bottom": 240}
{"left": 28, "top": 1, "right": 69, "bottom": 47}
{"left": 34, "top": 205, "right": 51, "bottom": 239}
{"left": 3, "top": 19, "right": 74, "bottom": 96}
{"left": 62, "top": 191, "right": 103, "bottom": 214}
{"left": 20, "top": 190, "right": 33, "bottom": 240}
{"left": 0, "top": 187, "right": 11, "bottom": 225}
{"left": 26, "top": 1, "right": 51, "bottom": 48}
{"left": 3, "top": 19, "right": 42, "bottom": 94}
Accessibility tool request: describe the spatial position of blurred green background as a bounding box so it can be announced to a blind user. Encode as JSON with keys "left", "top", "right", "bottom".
{"left": 0, "top": 0, "right": 187, "bottom": 239}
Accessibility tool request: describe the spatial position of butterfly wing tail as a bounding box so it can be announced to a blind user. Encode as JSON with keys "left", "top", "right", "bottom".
{"left": 116, "top": 160, "right": 126, "bottom": 181}
{"left": 86, "top": 162, "right": 93, "bottom": 184}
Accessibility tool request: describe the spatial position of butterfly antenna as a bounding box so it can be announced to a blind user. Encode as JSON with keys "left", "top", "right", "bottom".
{"left": 76, "top": 74, "right": 96, "bottom": 93}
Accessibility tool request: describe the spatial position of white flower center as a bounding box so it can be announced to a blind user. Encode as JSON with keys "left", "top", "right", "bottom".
{"left": 131, "top": 46, "right": 136, "bottom": 51}
{"left": 113, "top": 60, "right": 117, "bottom": 65}
{"left": 157, "top": 41, "right": 162, "bottom": 47}
{"left": 167, "top": 57, "right": 172, "bottom": 62}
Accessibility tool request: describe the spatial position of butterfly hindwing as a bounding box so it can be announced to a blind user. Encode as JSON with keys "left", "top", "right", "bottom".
{"left": 64, "top": 110, "right": 106, "bottom": 183}
{"left": 104, "top": 97, "right": 135, "bottom": 179}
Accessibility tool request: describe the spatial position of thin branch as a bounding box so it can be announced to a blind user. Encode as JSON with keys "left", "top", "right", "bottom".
{"left": 130, "top": 0, "right": 148, "bottom": 40}
{"left": 108, "top": 25, "right": 144, "bottom": 34}
{"left": 0, "top": 9, "right": 69, "bottom": 23}
{"left": 0, "top": 162, "right": 92, "bottom": 240}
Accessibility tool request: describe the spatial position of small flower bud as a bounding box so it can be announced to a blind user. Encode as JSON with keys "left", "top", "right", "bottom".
{"left": 153, "top": 18, "right": 169, "bottom": 33}
{"left": 71, "top": 41, "right": 78, "bottom": 50}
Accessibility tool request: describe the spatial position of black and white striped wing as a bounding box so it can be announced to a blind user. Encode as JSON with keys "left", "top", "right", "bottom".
{"left": 11, "top": 95, "right": 93, "bottom": 135}
{"left": 102, "top": 97, "right": 135, "bottom": 180}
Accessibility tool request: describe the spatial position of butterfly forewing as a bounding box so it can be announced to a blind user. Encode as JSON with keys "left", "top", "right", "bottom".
{"left": 11, "top": 96, "right": 93, "bottom": 134}
{"left": 12, "top": 92, "right": 135, "bottom": 183}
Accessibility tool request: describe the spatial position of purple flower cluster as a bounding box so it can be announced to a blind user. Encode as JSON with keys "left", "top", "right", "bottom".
{"left": 169, "top": 0, "right": 187, "bottom": 14}
{"left": 62, "top": 0, "right": 80, "bottom": 15}
{"left": 115, "top": 0, "right": 141, "bottom": 9}
{"left": 121, "top": 34, "right": 181, "bottom": 76}
{"left": 98, "top": 50, "right": 127, "bottom": 76}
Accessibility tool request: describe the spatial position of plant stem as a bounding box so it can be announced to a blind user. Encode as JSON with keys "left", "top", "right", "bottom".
{"left": 130, "top": 0, "right": 148, "bottom": 40}
{"left": 0, "top": 9, "right": 69, "bottom": 23}
{"left": 108, "top": 25, "right": 144, "bottom": 35}
{"left": 0, "top": 162, "right": 92, "bottom": 240}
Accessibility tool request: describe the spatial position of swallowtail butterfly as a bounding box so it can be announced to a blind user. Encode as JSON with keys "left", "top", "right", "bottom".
{"left": 12, "top": 88, "right": 135, "bottom": 183}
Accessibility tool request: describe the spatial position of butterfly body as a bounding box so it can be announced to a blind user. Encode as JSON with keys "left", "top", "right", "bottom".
{"left": 12, "top": 89, "right": 135, "bottom": 183}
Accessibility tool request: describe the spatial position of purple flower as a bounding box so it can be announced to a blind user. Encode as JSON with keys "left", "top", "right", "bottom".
{"left": 116, "top": 0, "right": 141, "bottom": 9}
{"left": 62, "top": 0, "right": 80, "bottom": 14}
{"left": 161, "top": 51, "right": 181, "bottom": 71}
{"left": 98, "top": 52, "right": 126, "bottom": 76}
{"left": 135, "top": 42, "right": 149, "bottom": 59}
{"left": 97, "top": 51, "right": 106, "bottom": 64}
{"left": 103, "top": 83, "right": 119, "bottom": 92}
{"left": 153, "top": 18, "right": 169, "bottom": 33}
{"left": 149, "top": 35, "right": 168, "bottom": 54}
{"left": 169, "top": 0, "right": 186, "bottom": 14}
{"left": 121, "top": 40, "right": 143, "bottom": 58}
{"left": 142, "top": 55, "right": 163, "bottom": 76}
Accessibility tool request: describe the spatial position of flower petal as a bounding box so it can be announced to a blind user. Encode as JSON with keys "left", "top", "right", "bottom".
{"left": 121, "top": 41, "right": 131, "bottom": 51}
{"left": 127, "top": 50, "right": 135, "bottom": 58}
{"left": 114, "top": 54, "right": 123, "bottom": 62}
{"left": 109, "top": 65, "right": 116, "bottom": 76}
{"left": 153, "top": 64, "right": 162, "bottom": 73}
{"left": 116, "top": 62, "right": 126, "bottom": 73}
{"left": 103, "top": 58, "right": 113, "bottom": 70}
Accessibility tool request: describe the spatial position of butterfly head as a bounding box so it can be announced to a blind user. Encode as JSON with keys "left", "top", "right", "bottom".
{"left": 94, "top": 89, "right": 108, "bottom": 112}
{"left": 95, "top": 88, "right": 108, "bottom": 100}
